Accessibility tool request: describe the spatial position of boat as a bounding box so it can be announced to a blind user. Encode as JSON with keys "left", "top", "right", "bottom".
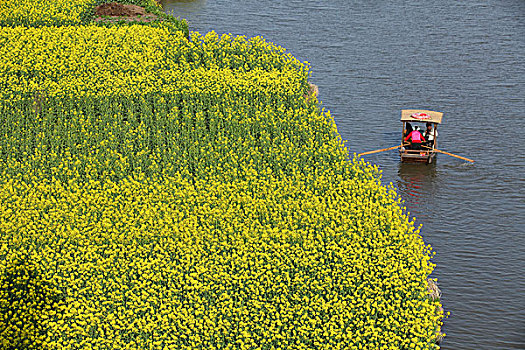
{"left": 399, "top": 109, "right": 443, "bottom": 164}
{"left": 359, "top": 109, "right": 472, "bottom": 163}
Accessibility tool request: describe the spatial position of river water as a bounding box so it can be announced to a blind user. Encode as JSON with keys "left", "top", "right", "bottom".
{"left": 161, "top": 1, "right": 524, "bottom": 348}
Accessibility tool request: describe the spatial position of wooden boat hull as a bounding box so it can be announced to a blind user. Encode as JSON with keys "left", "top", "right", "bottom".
{"left": 400, "top": 150, "right": 436, "bottom": 163}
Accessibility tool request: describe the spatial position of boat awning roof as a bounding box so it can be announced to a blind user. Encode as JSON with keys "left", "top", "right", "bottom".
{"left": 401, "top": 110, "right": 443, "bottom": 124}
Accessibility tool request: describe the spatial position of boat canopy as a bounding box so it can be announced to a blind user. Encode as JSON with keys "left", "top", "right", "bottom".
{"left": 401, "top": 109, "right": 443, "bottom": 124}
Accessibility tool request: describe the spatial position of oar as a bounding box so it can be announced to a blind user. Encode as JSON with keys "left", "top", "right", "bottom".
{"left": 422, "top": 145, "right": 474, "bottom": 162}
{"left": 434, "top": 149, "right": 474, "bottom": 162}
{"left": 358, "top": 144, "right": 405, "bottom": 156}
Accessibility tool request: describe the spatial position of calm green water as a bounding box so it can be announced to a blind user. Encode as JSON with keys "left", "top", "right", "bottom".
{"left": 162, "top": 1, "right": 525, "bottom": 348}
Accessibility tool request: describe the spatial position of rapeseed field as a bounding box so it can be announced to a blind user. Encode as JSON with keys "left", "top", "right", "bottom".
{"left": 0, "top": 0, "right": 187, "bottom": 34}
{"left": 0, "top": 1, "right": 444, "bottom": 349}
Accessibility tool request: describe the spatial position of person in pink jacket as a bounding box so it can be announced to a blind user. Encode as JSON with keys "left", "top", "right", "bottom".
{"left": 405, "top": 125, "right": 426, "bottom": 150}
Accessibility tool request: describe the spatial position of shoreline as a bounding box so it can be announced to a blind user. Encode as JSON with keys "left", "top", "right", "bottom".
{"left": 428, "top": 278, "right": 445, "bottom": 344}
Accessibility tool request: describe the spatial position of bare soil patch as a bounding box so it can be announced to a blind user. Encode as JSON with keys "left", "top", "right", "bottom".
{"left": 304, "top": 82, "right": 319, "bottom": 102}
{"left": 94, "top": 2, "right": 159, "bottom": 23}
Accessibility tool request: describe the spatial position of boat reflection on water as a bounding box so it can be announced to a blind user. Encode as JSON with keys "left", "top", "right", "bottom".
{"left": 396, "top": 162, "right": 438, "bottom": 221}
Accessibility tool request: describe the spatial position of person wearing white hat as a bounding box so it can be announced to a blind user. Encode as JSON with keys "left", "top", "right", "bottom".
{"left": 424, "top": 122, "right": 438, "bottom": 147}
